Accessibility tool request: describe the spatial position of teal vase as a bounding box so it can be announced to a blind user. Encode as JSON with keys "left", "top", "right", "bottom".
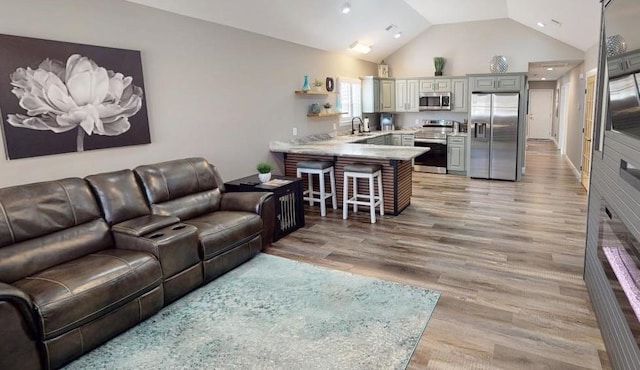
{"left": 335, "top": 95, "right": 341, "bottom": 113}
{"left": 302, "top": 75, "right": 310, "bottom": 91}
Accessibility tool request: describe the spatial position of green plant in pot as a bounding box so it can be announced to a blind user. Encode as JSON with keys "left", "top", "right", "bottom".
{"left": 434, "top": 57, "right": 445, "bottom": 76}
{"left": 256, "top": 162, "right": 272, "bottom": 183}
{"left": 312, "top": 79, "right": 324, "bottom": 92}
{"left": 323, "top": 102, "right": 332, "bottom": 113}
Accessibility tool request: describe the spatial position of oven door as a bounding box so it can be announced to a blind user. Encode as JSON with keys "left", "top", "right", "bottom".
{"left": 414, "top": 139, "right": 447, "bottom": 173}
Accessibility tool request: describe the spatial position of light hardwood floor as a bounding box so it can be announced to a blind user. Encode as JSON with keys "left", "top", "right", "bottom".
{"left": 265, "top": 140, "right": 610, "bottom": 369}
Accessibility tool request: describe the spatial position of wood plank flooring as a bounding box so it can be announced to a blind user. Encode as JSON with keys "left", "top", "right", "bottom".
{"left": 265, "top": 140, "right": 611, "bottom": 369}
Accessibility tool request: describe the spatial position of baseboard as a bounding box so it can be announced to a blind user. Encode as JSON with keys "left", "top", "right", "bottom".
{"left": 564, "top": 154, "right": 581, "bottom": 180}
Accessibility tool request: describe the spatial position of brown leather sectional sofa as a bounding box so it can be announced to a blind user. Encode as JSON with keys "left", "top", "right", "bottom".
{"left": 0, "top": 157, "right": 275, "bottom": 370}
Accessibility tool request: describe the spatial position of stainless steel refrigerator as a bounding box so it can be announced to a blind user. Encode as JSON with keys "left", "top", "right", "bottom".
{"left": 470, "top": 93, "right": 519, "bottom": 181}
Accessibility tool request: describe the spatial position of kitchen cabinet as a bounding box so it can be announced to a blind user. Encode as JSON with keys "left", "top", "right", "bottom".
{"left": 470, "top": 75, "right": 523, "bottom": 92}
{"left": 392, "top": 134, "right": 402, "bottom": 146}
{"left": 394, "top": 79, "right": 420, "bottom": 112}
{"left": 447, "top": 136, "right": 466, "bottom": 174}
{"left": 361, "top": 76, "right": 380, "bottom": 113}
{"left": 361, "top": 77, "right": 395, "bottom": 113}
{"left": 380, "top": 79, "right": 395, "bottom": 112}
{"left": 391, "top": 134, "right": 415, "bottom": 146}
{"left": 420, "top": 78, "right": 451, "bottom": 93}
{"left": 607, "top": 50, "right": 640, "bottom": 78}
{"left": 451, "top": 78, "right": 468, "bottom": 112}
{"left": 401, "top": 134, "right": 415, "bottom": 146}
{"left": 366, "top": 135, "right": 386, "bottom": 145}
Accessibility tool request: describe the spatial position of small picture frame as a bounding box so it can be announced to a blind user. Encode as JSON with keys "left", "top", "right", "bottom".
{"left": 378, "top": 64, "right": 389, "bottom": 78}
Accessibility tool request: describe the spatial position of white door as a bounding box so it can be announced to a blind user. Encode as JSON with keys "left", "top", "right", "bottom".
{"left": 527, "top": 89, "right": 554, "bottom": 139}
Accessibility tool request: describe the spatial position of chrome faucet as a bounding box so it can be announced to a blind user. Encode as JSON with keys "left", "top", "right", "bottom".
{"left": 351, "top": 117, "right": 364, "bottom": 135}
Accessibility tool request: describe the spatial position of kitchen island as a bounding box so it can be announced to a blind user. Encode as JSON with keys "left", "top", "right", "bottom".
{"left": 269, "top": 132, "right": 428, "bottom": 215}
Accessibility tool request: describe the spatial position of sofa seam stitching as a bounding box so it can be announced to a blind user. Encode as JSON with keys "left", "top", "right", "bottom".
{"left": 187, "top": 159, "right": 202, "bottom": 191}
{"left": 0, "top": 199, "right": 15, "bottom": 243}
{"left": 55, "top": 180, "right": 78, "bottom": 225}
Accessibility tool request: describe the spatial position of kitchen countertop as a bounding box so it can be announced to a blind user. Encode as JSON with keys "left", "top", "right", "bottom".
{"left": 269, "top": 131, "right": 428, "bottom": 161}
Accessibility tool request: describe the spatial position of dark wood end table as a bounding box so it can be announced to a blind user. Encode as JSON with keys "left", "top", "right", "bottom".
{"left": 224, "top": 174, "right": 304, "bottom": 241}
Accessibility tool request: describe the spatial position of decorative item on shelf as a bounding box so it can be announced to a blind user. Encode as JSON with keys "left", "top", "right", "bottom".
{"left": 310, "top": 103, "right": 321, "bottom": 115}
{"left": 302, "top": 75, "right": 310, "bottom": 91}
{"left": 433, "top": 57, "right": 445, "bottom": 76}
{"left": 312, "top": 79, "right": 324, "bottom": 92}
{"left": 606, "top": 34, "right": 627, "bottom": 57}
{"left": 378, "top": 61, "right": 389, "bottom": 78}
{"left": 489, "top": 55, "right": 509, "bottom": 73}
{"left": 326, "top": 77, "right": 334, "bottom": 92}
{"left": 323, "top": 102, "right": 332, "bottom": 114}
{"left": 257, "top": 162, "right": 272, "bottom": 183}
{"left": 334, "top": 95, "right": 341, "bottom": 113}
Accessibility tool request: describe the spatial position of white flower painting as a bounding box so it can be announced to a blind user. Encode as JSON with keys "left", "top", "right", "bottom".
{"left": 8, "top": 54, "right": 143, "bottom": 152}
{"left": 0, "top": 34, "right": 150, "bottom": 159}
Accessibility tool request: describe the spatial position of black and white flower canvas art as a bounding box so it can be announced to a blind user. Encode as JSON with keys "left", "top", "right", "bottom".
{"left": 0, "top": 34, "right": 150, "bottom": 159}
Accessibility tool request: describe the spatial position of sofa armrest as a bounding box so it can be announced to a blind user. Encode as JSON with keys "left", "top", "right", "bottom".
{"left": 221, "top": 192, "right": 275, "bottom": 246}
{"left": 221, "top": 192, "right": 271, "bottom": 214}
{"left": 113, "top": 224, "right": 201, "bottom": 280}
{"left": 112, "top": 214, "right": 180, "bottom": 237}
{"left": 0, "top": 282, "right": 38, "bottom": 339}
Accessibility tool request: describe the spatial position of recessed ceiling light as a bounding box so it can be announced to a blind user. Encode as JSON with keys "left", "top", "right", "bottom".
{"left": 537, "top": 22, "right": 545, "bottom": 27}
{"left": 350, "top": 41, "right": 371, "bottom": 54}
{"left": 541, "top": 77, "right": 547, "bottom": 80}
{"left": 394, "top": 32, "right": 402, "bottom": 39}
{"left": 546, "top": 67, "right": 553, "bottom": 71}
{"left": 341, "top": 3, "right": 351, "bottom": 14}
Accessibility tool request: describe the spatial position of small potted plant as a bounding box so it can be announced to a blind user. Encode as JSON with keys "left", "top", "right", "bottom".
{"left": 323, "top": 102, "right": 332, "bottom": 114}
{"left": 434, "top": 57, "right": 445, "bottom": 76}
{"left": 313, "top": 79, "right": 324, "bottom": 92}
{"left": 256, "top": 162, "right": 272, "bottom": 183}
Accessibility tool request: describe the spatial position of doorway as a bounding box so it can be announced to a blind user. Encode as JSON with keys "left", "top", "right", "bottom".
{"left": 527, "top": 89, "right": 554, "bottom": 139}
{"left": 581, "top": 74, "right": 596, "bottom": 191}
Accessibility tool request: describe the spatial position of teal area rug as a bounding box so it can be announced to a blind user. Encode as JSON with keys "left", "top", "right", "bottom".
{"left": 64, "top": 253, "right": 440, "bottom": 370}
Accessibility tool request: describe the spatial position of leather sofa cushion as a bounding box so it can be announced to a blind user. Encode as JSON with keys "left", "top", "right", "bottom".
{"left": 134, "top": 158, "right": 224, "bottom": 205}
{"left": 183, "top": 211, "right": 262, "bottom": 260}
{"left": 86, "top": 170, "right": 150, "bottom": 226}
{"left": 151, "top": 189, "right": 222, "bottom": 221}
{"left": 0, "top": 219, "right": 111, "bottom": 284}
{"left": 0, "top": 178, "right": 101, "bottom": 248}
{"left": 13, "top": 248, "right": 162, "bottom": 340}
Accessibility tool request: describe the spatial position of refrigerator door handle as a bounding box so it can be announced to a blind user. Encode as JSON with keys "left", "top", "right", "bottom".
{"left": 476, "top": 123, "right": 487, "bottom": 138}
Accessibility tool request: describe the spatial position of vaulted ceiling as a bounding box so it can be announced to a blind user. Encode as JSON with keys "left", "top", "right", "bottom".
{"left": 126, "top": 0, "right": 601, "bottom": 81}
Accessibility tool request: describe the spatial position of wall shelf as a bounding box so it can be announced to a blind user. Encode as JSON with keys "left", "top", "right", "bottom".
{"left": 306, "top": 112, "right": 345, "bottom": 118}
{"left": 294, "top": 90, "right": 338, "bottom": 95}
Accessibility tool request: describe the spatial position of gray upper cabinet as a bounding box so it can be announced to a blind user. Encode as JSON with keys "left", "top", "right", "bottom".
{"left": 608, "top": 50, "right": 640, "bottom": 78}
{"left": 380, "top": 79, "right": 395, "bottom": 112}
{"left": 361, "top": 77, "right": 396, "bottom": 113}
{"left": 420, "top": 78, "right": 451, "bottom": 93}
{"left": 395, "top": 79, "right": 420, "bottom": 112}
{"left": 361, "top": 76, "right": 380, "bottom": 113}
{"left": 451, "top": 78, "right": 468, "bottom": 112}
{"left": 470, "top": 74, "right": 524, "bottom": 92}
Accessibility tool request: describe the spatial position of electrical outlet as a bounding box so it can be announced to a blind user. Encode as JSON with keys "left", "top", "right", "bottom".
{"left": 292, "top": 127, "right": 297, "bottom": 136}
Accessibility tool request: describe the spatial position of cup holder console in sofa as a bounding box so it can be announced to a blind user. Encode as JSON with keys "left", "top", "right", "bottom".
{"left": 0, "top": 158, "right": 275, "bottom": 370}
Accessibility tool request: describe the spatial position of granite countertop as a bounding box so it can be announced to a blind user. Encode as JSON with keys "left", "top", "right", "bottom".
{"left": 269, "top": 131, "right": 428, "bottom": 161}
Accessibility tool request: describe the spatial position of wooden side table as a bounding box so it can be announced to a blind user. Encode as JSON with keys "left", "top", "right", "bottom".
{"left": 224, "top": 175, "right": 304, "bottom": 241}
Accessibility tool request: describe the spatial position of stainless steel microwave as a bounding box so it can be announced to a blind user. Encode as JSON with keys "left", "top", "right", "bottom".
{"left": 419, "top": 92, "right": 451, "bottom": 111}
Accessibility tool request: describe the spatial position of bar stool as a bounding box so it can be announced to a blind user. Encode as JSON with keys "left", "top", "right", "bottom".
{"left": 296, "top": 160, "right": 337, "bottom": 217}
{"left": 342, "top": 163, "right": 384, "bottom": 224}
